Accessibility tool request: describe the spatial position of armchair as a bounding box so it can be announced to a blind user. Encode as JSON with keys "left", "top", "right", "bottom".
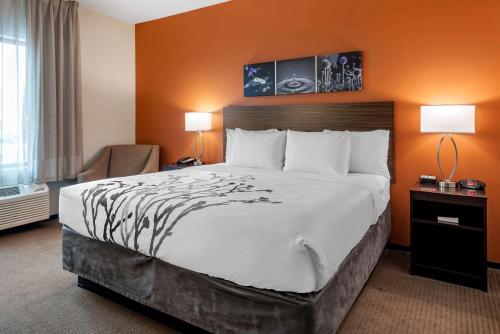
{"left": 77, "top": 145, "right": 159, "bottom": 183}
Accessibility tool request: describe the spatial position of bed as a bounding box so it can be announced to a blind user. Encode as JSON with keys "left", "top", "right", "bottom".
{"left": 60, "top": 101, "right": 395, "bottom": 334}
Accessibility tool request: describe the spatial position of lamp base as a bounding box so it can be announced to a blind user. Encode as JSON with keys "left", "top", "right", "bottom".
{"left": 193, "top": 160, "right": 203, "bottom": 166}
{"left": 439, "top": 180, "right": 456, "bottom": 189}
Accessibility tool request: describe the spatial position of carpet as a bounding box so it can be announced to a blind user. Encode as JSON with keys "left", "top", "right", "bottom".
{"left": 0, "top": 220, "right": 499, "bottom": 333}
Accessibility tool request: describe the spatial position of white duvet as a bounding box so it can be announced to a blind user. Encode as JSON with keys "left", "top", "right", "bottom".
{"left": 59, "top": 164, "right": 390, "bottom": 293}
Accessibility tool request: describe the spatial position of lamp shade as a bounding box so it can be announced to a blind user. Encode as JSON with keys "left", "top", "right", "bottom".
{"left": 185, "top": 112, "right": 212, "bottom": 132}
{"left": 420, "top": 105, "right": 475, "bottom": 134}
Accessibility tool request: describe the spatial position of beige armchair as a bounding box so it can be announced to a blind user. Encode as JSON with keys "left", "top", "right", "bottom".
{"left": 77, "top": 145, "right": 160, "bottom": 183}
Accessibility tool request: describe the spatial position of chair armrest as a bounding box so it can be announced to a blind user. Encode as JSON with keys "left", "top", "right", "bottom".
{"left": 77, "top": 147, "right": 111, "bottom": 183}
{"left": 139, "top": 146, "right": 160, "bottom": 174}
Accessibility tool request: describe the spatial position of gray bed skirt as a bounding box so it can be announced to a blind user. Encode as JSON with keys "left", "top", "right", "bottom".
{"left": 62, "top": 205, "right": 391, "bottom": 334}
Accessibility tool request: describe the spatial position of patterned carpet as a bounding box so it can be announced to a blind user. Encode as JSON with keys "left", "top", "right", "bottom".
{"left": 0, "top": 220, "right": 499, "bottom": 333}
{"left": 339, "top": 250, "right": 500, "bottom": 334}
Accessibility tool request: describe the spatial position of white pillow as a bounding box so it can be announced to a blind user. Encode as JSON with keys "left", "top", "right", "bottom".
{"left": 283, "top": 130, "right": 351, "bottom": 175}
{"left": 225, "top": 129, "right": 235, "bottom": 162}
{"left": 225, "top": 128, "right": 277, "bottom": 162}
{"left": 350, "top": 130, "right": 390, "bottom": 177}
{"left": 325, "top": 129, "right": 390, "bottom": 177}
{"left": 227, "top": 128, "right": 286, "bottom": 170}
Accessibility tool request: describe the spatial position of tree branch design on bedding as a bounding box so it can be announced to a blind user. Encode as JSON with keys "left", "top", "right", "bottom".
{"left": 81, "top": 173, "right": 280, "bottom": 256}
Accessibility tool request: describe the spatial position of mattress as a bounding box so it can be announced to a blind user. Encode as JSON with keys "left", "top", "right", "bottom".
{"left": 59, "top": 163, "right": 390, "bottom": 293}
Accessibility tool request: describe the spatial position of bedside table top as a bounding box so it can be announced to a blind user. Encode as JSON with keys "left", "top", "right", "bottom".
{"left": 410, "top": 184, "right": 487, "bottom": 199}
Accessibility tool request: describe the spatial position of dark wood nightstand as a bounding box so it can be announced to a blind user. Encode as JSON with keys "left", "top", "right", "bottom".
{"left": 410, "top": 185, "right": 487, "bottom": 291}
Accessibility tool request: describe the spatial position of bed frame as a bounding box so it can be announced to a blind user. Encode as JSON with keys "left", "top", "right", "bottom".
{"left": 63, "top": 101, "right": 395, "bottom": 334}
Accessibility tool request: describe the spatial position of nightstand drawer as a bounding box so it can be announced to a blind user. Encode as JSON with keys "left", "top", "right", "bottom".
{"left": 412, "top": 222, "right": 484, "bottom": 276}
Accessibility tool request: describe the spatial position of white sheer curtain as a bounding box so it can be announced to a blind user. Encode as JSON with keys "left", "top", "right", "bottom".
{"left": 0, "top": 0, "right": 36, "bottom": 186}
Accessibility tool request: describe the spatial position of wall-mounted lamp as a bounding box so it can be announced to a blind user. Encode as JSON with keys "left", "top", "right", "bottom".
{"left": 420, "top": 105, "right": 475, "bottom": 188}
{"left": 185, "top": 112, "right": 212, "bottom": 165}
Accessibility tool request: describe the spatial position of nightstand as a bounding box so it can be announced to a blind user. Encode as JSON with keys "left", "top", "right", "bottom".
{"left": 410, "top": 185, "right": 487, "bottom": 291}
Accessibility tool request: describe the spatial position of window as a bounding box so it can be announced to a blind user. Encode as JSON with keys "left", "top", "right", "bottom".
{"left": 0, "top": 36, "right": 27, "bottom": 185}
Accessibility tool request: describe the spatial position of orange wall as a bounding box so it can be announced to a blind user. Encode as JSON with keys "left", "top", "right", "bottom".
{"left": 136, "top": 0, "right": 500, "bottom": 261}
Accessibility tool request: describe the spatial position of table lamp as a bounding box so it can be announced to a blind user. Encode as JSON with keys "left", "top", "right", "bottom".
{"left": 420, "top": 105, "right": 475, "bottom": 189}
{"left": 185, "top": 112, "right": 212, "bottom": 166}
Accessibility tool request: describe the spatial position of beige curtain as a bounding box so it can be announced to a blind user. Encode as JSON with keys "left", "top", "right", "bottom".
{"left": 27, "top": 0, "right": 82, "bottom": 182}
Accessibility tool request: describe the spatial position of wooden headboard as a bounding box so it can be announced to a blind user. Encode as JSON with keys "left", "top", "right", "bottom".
{"left": 223, "top": 101, "right": 395, "bottom": 181}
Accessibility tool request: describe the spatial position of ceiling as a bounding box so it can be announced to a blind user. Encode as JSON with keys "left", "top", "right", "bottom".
{"left": 77, "top": 0, "right": 230, "bottom": 24}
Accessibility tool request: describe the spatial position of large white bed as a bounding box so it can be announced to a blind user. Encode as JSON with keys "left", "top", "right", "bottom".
{"left": 61, "top": 101, "right": 395, "bottom": 334}
{"left": 60, "top": 163, "right": 390, "bottom": 293}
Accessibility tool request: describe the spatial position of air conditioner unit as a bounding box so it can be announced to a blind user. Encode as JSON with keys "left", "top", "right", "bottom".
{"left": 0, "top": 183, "right": 50, "bottom": 230}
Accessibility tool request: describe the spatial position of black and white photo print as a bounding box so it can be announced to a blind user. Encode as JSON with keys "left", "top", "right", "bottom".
{"left": 243, "top": 62, "right": 276, "bottom": 97}
{"left": 317, "top": 51, "right": 362, "bottom": 93}
{"left": 276, "top": 57, "right": 316, "bottom": 95}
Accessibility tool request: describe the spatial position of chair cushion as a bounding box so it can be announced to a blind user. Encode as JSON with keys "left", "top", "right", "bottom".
{"left": 108, "top": 145, "right": 153, "bottom": 178}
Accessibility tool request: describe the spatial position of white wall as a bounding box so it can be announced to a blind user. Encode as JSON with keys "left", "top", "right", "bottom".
{"left": 79, "top": 8, "right": 135, "bottom": 166}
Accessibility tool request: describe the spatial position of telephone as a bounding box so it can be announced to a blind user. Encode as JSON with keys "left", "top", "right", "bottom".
{"left": 458, "top": 179, "right": 486, "bottom": 191}
{"left": 176, "top": 156, "right": 196, "bottom": 166}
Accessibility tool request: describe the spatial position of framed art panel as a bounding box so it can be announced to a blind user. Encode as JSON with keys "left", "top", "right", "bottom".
{"left": 243, "top": 62, "right": 276, "bottom": 97}
{"left": 317, "top": 51, "right": 362, "bottom": 92}
{"left": 276, "top": 57, "right": 316, "bottom": 95}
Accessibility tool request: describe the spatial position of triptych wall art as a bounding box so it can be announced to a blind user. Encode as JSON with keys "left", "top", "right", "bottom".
{"left": 243, "top": 51, "right": 362, "bottom": 97}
